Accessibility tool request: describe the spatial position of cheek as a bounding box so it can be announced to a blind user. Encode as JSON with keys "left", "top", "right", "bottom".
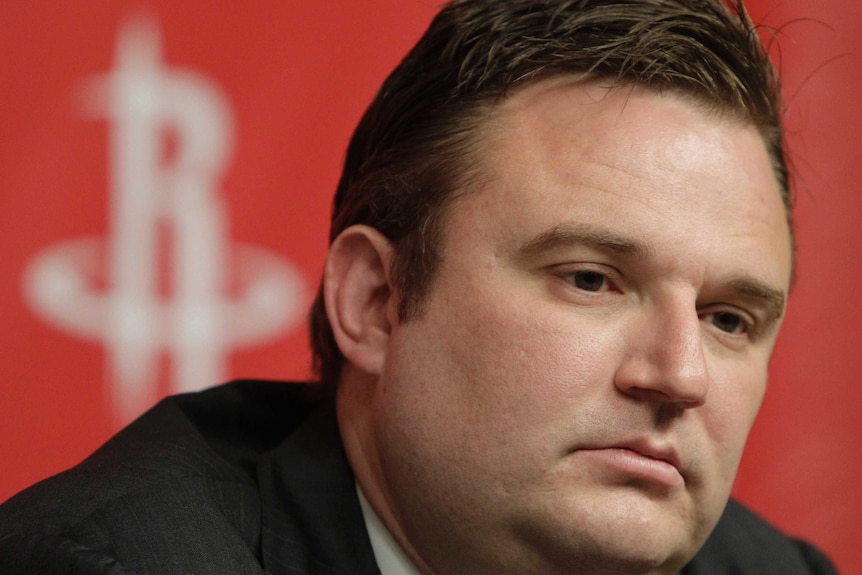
{"left": 468, "top": 297, "right": 608, "bottom": 378}
{"left": 701, "top": 362, "right": 768, "bottom": 477}
{"left": 422, "top": 297, "right": 622, "bottom": 447}
{"left": 377, "top": 274, "right": 628, "bottom": 491}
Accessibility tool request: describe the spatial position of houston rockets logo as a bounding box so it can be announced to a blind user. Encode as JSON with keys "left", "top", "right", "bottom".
{"left": 23, "top": 17, "right": 306, "bottom": 422}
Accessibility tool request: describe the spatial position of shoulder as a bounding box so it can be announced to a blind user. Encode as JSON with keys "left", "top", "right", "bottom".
{"left": 683, "top": 499, "right": 838, "bottom": 575}
{"left": 0, "top": 380, "right": 324, "bottom": 575}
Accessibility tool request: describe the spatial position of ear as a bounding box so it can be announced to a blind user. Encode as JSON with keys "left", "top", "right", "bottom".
{"left": 323, "top": 225, "right": 397, "bottom": 376}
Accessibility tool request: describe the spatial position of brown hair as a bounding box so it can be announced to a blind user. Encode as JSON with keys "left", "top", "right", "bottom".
{"left": 309, "top": 0, "right": 787, "bottom": 390}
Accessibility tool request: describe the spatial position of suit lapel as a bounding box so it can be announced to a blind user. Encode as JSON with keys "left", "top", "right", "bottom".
{"left": 257, "top": 400, "right": 380, "bottom": 575}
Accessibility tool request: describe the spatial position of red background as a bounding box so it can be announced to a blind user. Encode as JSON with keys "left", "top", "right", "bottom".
{"left": 1, "top": 2, "right": 858, "bottom": 573}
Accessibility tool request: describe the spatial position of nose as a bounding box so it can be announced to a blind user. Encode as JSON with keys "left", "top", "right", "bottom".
{"left": 614, "top": 300, "right": 709, "bottom": 408}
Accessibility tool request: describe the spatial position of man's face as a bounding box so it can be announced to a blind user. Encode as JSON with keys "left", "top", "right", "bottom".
{"left": 363, "top": 78, "right": 792, "bottom": 574}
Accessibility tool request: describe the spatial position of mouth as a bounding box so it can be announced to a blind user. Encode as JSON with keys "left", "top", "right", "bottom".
{"left": 577, "top": 440, "right": 686, "bottom": 489}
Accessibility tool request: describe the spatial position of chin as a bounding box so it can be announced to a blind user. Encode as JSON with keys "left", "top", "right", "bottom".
{"left": 514, "top": 491, "right": 704, "bottom": 575}
{"left": 529, "top": 531, "right": 693, "bottom": 575}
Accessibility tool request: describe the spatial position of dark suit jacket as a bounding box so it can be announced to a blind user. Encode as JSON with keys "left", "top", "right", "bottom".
{"left": 0, "top": 380, "right": 838, "bottom": 574}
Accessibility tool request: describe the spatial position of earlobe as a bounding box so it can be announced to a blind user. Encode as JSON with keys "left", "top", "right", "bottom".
{"left": 323, "top": 225, "right": 396, "bottom": 376}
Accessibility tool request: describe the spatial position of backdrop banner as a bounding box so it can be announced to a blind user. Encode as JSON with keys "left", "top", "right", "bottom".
{"left": 1, "top": 2, "right": 858, "bottom": 572}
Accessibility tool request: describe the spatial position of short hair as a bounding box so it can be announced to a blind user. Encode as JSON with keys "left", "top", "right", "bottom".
{"left": 309, "top": 0, "right": 787, "bottom": 390}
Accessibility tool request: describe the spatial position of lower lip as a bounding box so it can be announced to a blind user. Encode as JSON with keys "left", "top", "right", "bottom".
{"left": 580, "top": 448, "right": 684, "bottom": 488}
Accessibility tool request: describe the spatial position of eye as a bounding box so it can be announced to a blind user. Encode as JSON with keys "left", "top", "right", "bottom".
{"left": 551, "top": 264, "right": 621, "bottom": 300}
{"left": 562, "top": 270, "right": 612, "bottom": 292}
{"left": 704, "top": 311, "right": 749, "bottom": 335}
{"left": 573, "top": 270, "right": 607, "bottom": 292}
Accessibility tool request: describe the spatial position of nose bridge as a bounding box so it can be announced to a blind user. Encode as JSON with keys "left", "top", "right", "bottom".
{"left": 664, "top": 299, "right": 708, "bottom": 384}
{"left": 616, "top": 293, "right": 709, "bottom": 406}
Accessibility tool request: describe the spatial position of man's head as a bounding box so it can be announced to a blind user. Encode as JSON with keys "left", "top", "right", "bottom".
{"left": 310, "top": 0, "right": 788, "bottom": 390}
{"left": 317, "top": 1, "right": 793, "bottom": 574}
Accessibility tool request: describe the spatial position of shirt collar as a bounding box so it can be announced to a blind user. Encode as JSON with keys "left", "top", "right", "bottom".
{"left": 356, "top": 483, "right": 423, "bottom": 575}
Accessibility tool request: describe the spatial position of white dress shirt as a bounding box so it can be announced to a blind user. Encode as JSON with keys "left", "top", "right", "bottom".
{"left": 357, "top": 484, "right": 422, "bottom": 575}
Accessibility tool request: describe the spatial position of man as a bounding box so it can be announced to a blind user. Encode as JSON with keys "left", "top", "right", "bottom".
{"left": 0, "top": 1, "right": 839, "bottom": 574}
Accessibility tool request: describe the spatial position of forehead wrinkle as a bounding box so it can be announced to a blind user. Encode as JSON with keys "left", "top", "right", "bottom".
{"left": 579, "top": 166, "right": 676, "bottom": 225}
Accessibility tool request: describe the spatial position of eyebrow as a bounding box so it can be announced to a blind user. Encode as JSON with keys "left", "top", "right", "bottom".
{"left": 726, "top": 276, "right": 786, "bottom": 324}
{"left": 511, "top": 223, "right": 787, "bottom": 323}
{"left": 512, "top": 224, "right": 655, "bottom": 262}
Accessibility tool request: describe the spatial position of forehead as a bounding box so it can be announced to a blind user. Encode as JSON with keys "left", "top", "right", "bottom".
{"left": 447, "top": 77, "right": 792, "bottom": 289}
